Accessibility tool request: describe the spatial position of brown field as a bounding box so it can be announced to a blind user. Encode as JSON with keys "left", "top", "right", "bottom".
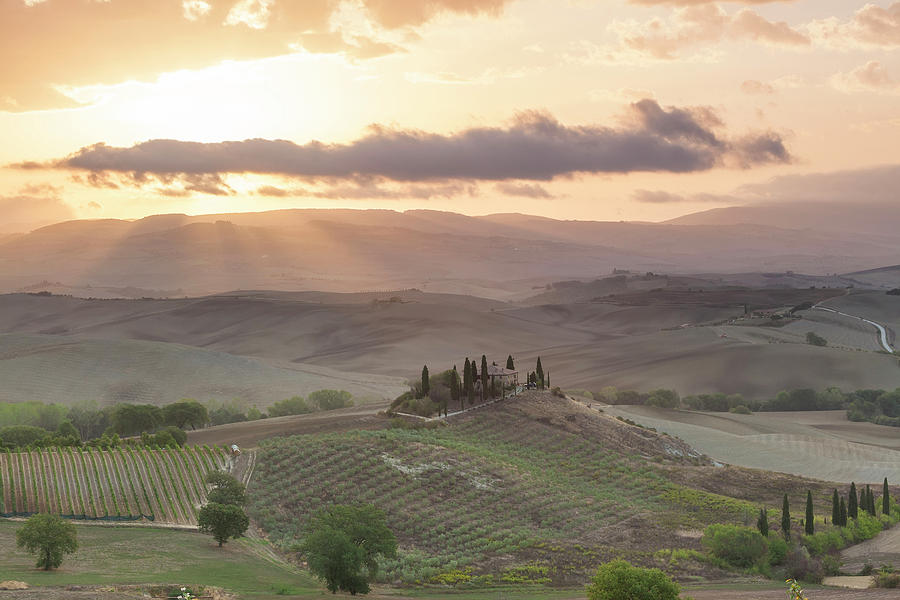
{"left": 599, "top": 405, "right": 900, "bottom": 484}
{"left": 1, "top": 288, "right": 898, "bottom": 410}
{"left": 842, "top": 524, "right": 900, "bottom": 572}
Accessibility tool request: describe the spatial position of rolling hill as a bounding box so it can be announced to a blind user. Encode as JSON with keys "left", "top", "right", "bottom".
{"left": 1, "top": 285, "right": 897, "bottom": 405}
{"left": 2, "top": 208, "right": 899, "bottom": 298}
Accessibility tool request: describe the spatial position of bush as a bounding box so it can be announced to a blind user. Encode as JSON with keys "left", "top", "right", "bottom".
{"left": 806, "top": 332, "right": 828, "bottom": 347}
{"left": 729, "top": 405, "right": 752, "bottom": 415}
{"left": 647, "top": 389, "right": 679, "bottom": 409}
{"left": 767, "top": 536, "right": 788, "bottom": 566}
{"left": 877, "top": 570, "right": 900, "bottom": 588}
{"left": 309, "top": 390, "right": 353, "bottom": 411}
{"left": 784, "top": 546, "right": 824, "bottom": 583}
{"left": 586, "top": 560, "right": 681, "bottom": 600}
{"left": 701, "top": 524, "right": 768, "bottom": 568}
{"left": 267, "top": 396, "right": 312, "bottom": 417}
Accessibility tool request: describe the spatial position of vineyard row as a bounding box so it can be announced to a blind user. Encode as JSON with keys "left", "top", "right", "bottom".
{"left": 0, "top": 446, "right": 227, "bottom": 526}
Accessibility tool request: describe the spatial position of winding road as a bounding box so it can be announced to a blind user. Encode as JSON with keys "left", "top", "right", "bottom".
{"left": 814, "top": 306, "right": 894, "bottom": 353}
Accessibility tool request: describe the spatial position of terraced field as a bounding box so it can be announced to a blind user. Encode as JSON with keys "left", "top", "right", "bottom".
{"left": 0, "top": 446, "right": 227, "bottom": 525}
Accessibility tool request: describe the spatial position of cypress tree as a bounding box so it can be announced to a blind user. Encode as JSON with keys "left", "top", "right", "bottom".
{"left": 849, "top": 482, "right": 858, "bottom": 519}
{"left": 481, "top": 355, "right": 489, "bottom": 402}
{"left": 536, "top": 357, "right": 544, "bottom": 389}
{"left": 865, "top": 485, "right": 874, "bottom": 515}
{"left": 546, "top": 370, "right": 550, "bottom": 389}
{"left": 832, "top": 489, "right": 840, "bottom": 526}
{"left": 463, "top": 358, "right": 472, "bottom": 407}
{"left": 805, "top": 490, "right": 814, "bottom": 535}
{"left": 421, "top": 365, "right": 430, "bottom": 398}
{"left": 506, "top": 355, "right": 515, "bottom": 370}
{"left": 839, "top": 496, "right": 847, "bottom": 527}
{"left": 781, "top": 494, "right": 791, "bottom": 540}
{"left": 884, "top": 477, "right": 891, "bottom": 516}
{"left": 757, "top": 508, "right": 768, "bottom": 537}
{"left": 450, "top": 365, "right": 460, "bottom": 413}
{"left": 869, "top": 486, "right": 877, "bottom": 515}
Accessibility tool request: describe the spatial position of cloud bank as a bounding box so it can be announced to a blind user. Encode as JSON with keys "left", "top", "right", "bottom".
{"left": 16, "top": 101, "right": 791, "bottom": 195}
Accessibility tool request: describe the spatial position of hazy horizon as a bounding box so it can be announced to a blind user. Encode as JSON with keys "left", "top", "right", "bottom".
{"left": 3, "top": 1, "right": 900, "bottom": 231}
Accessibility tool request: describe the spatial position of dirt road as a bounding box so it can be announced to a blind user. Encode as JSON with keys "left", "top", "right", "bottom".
{"left": 186, "top": 401, "right": 391, "bottom": 448}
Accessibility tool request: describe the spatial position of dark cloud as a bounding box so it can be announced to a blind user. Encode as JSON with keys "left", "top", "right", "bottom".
{"left": 1, "top": 0, "right": 513, "bottom": 111}
{"left": 17, "top": 101, "right": 792, "bottom": 192}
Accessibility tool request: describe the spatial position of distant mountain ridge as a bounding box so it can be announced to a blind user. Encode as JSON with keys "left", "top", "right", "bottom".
{"left": 1, "top": 207, "right": 898, "bottom": 298}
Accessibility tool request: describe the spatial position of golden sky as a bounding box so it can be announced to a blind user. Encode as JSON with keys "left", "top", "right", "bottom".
{"left": 2, "top": 0, "right": 899, "bottom": 230}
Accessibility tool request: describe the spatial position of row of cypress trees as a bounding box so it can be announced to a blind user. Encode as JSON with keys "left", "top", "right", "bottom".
{"left": 759, "top": 478, "right": 892, "bottom": 539}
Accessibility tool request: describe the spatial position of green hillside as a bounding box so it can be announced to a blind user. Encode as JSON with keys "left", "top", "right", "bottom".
{"left": 248, "top": 392, "right": 802, "bottom": 585}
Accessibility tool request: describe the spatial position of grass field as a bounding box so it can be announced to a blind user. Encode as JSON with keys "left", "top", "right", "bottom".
{"left": 0, "top": 520, "right": 318, "bottom": 599}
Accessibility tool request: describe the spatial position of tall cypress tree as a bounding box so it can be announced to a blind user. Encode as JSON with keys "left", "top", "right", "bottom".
{"left": 546, "top": 370, "right": 550, "bottom": 389}
{"left": 832, "top": 489, "right": 840, "bottom": 526}
{"left": 481, "top": 355, "right": 489, "bottom": 402}
{"left": 781, "top": 494, "right": 791, "bottom": 540}
{"left": 849, "top": 482, "right": 858, "bottom": 519}
{"left": 839, "top": 496, "right": 847, "bottom": 527}
{"left": 884, "top": 477, "right": 891, "bottom": 516}
{"left": 421, "top": 365, "right": 430, "bottom": 398}
{"left": 805, "top": 490, "right": 814, "bottom": 535}
{"left": 506, "top": 355, "right": 515, "bottom": 370}
{"left": 536, "top": 357, "right": 544, "bottom": 389}
{"left": 463, "top": 358, "right": 472, "bottom": 408}
{"left": 865, "top": 485, "right": 874, "bottom": 515}
{"left": 757, "top": 508, "right": 768, "bottom": 537}
{"left": 449, "top": 365, "right": 460, "bottom": 414}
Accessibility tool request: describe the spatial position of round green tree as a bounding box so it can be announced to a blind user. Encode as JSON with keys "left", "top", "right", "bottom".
{"left": 205, "top": 471, "right": 246, "bottom": 506}
{"left": 586, "top": 560, "right": 680, "bottom": 600}
{"left": 16, "top": 513, "right": 78, "bottom": 570}
{"left": 198, "top": 502, "right": 249, "bottom": 547}
{"left": 303, "top": 504, "right": 397, "bottom": 595}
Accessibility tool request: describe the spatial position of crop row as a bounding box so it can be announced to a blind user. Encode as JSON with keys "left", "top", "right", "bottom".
{"left": 0, "top": 445, "right": 227, "bottom": 525}
{"left": 248, "top": 409, "right": 671, "bottom": 583}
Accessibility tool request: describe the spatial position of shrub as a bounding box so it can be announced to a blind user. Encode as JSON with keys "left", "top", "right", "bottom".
{"left": 729, "top": 405, "right": 752, "bottom": 415}
{"left": 267, "top": 396, "right": 312, "bottom": 417}
{"left": 877, "top": 570, "right": 900, "bottom": 588}
{"left": 586, "top": 560, "right": 680, "bottom": 600}
{"left": 309, "top": 390, "right": 353, "bottom": 411}
{"left": 701, "top": 524, "right": 768, "bottom": 568}
{"left": 767, "top": 536, "right": 788, "bottom": 566}
{"left": 806, "top": 332, "right": 827, "bottom": 347}
{"left": 784, "top": 546, "right": 824, "bottom": 584}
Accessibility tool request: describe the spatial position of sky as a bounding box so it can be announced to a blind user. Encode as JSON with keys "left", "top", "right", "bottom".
{"left": 1, "top": 0, "right": 899, "bottom": 231}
